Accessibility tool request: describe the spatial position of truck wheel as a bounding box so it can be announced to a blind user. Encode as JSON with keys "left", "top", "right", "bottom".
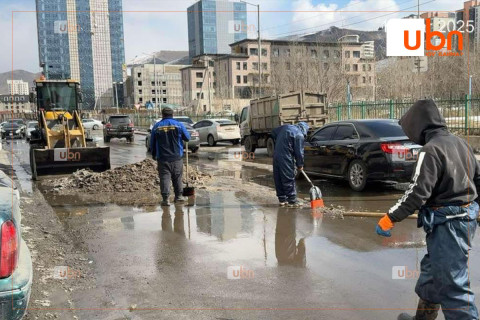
{"left": 207, "top": 135, "right": 217, "bottom": 147}
{"left": 267, "top": 137, "right": 275, "bottom": 157}
{"left": 244, "top": 136, "right": 256, "bottom": 153}
{"left": 348, "top": 160, "right": 367, "bottom": 191}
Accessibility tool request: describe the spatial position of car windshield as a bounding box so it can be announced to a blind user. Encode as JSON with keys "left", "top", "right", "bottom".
{"left": 27, "top": 122, "right": 37, "bottom": 128}
{"left": 174, "top": 117, "right": 194, "bottom": 124}
{"left": 4, "top": 123, "right": 19, "bottom": 129}
{"left": 363, "top": 121, "right": 406, "bottom": 138}
{"left": 216, "top": 120, "right": 235, "bottom": 125}
{"left": 109, "top": 116, "right": 130, "bottom": 125}
{"left": 37, "top": 82, "right": 78, "bottom": 111}
{"left": 9, "top": 120, "right": 24, "bottom": 125}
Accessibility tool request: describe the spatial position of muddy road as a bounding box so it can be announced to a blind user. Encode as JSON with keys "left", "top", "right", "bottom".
{"left": 3, "top": 132, "right": 476, "bottom": 319}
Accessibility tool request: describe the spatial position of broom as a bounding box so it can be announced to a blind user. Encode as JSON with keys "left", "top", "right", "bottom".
{"left": 300, "top": 169, "right": 324, "bottom": 208}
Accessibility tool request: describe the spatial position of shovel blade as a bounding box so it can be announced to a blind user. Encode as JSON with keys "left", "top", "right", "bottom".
{"left": 182, "top": 186, "right": 195, "bottom": 197}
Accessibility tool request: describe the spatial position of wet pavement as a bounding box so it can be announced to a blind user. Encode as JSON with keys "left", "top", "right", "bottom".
{"left": 5, "top": 133, "right": 480, "bottom": 319}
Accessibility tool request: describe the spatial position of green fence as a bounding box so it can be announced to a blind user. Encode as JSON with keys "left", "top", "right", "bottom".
{"left": 328, "top": 96, "right": 480, "bottom": 135}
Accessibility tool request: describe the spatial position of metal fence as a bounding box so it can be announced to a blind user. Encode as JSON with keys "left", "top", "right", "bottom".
{"left": 328, "top": 96, "right": 480, "bottom": 135}
{"left": 131, "top": 114, "right": 236, "bottom": 130}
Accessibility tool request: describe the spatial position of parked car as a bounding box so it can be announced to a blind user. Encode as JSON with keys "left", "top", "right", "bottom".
{"left": 146, "top": 117, "right": 200, "bottom": 153}
{"left": 0, "top": 170, "right": 33, "bottom": 319}
{"left": 81, "top": 118, "right": 103, "bottom": 130}
{"left": 103, "top": 115, "right": 134, "bottom": 142}
{"left": 7, "top": 120, "right": 26, "bottom": 136}
{"left": 1, "top": 123, "right": 23, "bottom": 140}
{"left": 193, "top": 119, "right": 241, "bottom": 146}
{"left": 25, "top": 121, "right": 38, "bottom": 141}
{"left": 303, "top": 119, "right": 422, "bottom": 191}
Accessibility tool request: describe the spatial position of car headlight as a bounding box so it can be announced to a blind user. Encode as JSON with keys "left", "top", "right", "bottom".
{"left": 15, "top": 129, "right": 21, "bottom": 134}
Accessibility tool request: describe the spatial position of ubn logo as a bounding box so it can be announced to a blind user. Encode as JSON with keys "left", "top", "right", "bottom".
{"left": 392, "top": 149, "right": 419, "bottom": 162}
{"left": 54, "top": 20, "right": 80, "bottom": 34}
{"left": 386, "top": 18, "right": 463, "bottom": 57}
{"left": 228, "top": 20, "right": 256, "bottom": 34}
{"left": 53, "top": 266, "right": 81, "bottom": 279}
{"left": 228, "top": 148, "right": 255, "bottom": 161}
{"left": 227, "top": 266, "right": 254, "bottom": 280}
{"left": 54, "top": 148, "right": 81, "bottom": 161}
{"left": 392, "top": 266, "right": 420, "bottom": 280}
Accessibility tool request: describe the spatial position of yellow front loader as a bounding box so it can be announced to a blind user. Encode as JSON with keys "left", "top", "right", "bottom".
{"left": 29, "top": 79, "right": 110, "bottom": 179}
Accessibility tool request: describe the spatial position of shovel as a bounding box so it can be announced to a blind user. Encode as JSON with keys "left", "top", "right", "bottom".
{"left": 182, "top": 141, "right": 195, "bottom": 197}
{"left": 300, "top": 169, "right": 324, "bottom": 209}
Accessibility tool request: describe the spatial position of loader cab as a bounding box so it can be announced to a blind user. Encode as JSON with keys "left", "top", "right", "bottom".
{"left": 35, "top": 81, "right": 81, "bottom": 112}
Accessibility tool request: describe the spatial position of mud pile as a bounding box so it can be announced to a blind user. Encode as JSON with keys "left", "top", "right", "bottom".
{"left": 49, "top": 158, "right": 211, "bottom": 193}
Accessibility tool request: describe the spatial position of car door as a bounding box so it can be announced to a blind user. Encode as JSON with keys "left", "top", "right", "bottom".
{"left": 327, "top": 124, "right": 359, "bottom": 176}
{"left": 193, "top": 121, "right": 209, "bottom": 142}
{"left": 304, "top": 125, "right": 337, "bottom": 174}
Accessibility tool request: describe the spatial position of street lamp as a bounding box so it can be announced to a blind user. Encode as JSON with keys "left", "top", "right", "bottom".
{"left": 113, "top": 81, "right": 124, "bottom": 114}
{"left": 240, "top": 1, "right": 261, "bottom": 97}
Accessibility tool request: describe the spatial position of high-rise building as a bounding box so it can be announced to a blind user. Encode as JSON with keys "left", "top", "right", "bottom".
{"left": 187, "top": 0, "right": 248, "bottom": 61}
{"left": 7, "top": 80, "right": 30, "bottom": 95}
{"left": 35, "top": 0, "right": 126, "bottom": 109}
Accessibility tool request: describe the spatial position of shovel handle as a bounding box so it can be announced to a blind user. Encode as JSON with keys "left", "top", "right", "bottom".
{"left": 300, "top": 169, "right": 314, "bottom": 187}
{"left": 186, "top": 141, "right": 189, "bottom": 186}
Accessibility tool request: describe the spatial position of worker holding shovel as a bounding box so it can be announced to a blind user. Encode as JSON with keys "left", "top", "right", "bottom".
{"left": 150, "top": 107, "right": 190, "bottom": 206}
{"left": 375, "top": 100, "right": 480, "bottom": 320}
{"left": 271, "top": 122, "right": 309, "bottom": 207}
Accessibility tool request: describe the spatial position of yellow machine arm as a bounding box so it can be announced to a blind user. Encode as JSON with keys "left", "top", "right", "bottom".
{"left": 40, "top": 110, "right": 87, "bottom": 149}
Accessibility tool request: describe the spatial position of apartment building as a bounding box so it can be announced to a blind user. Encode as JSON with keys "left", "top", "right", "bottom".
{"left": 181, "top": 55, "right": 217, "bottom": 112}
{"left": 7, "top": 80, "right": 30, "bottom": 95}
{"left": 129, "top": 64, "right": 187, "bottom": 108}
{"left": 0, "top": 95, "right": 32, "bottom": 113}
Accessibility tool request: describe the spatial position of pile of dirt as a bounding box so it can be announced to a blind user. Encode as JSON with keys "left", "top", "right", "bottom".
{"left": 48, "top": 158, "right": 211, "bottom": 194}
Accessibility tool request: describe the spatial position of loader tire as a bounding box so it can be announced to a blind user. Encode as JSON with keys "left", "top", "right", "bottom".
{"left": 29, "top": 145, "right": 41, "bottom": 180}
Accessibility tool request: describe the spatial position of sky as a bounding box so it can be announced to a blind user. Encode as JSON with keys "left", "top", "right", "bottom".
{"left": 0, "top": 0, "right": 463, "bottom": 74}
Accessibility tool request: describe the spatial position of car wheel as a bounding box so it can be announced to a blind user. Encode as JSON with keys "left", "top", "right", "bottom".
{"left": 207, "top": 134, "right": 217, "bottom": 147}
{"left": 244, "top": 136, "right": 256, "bottom": 153}
{"left": 267, "top": 137, "right": 275, "bottom": 157}
{"left": 93, "top": 124, "right": 99, "bottom": 130}
{"left": 348, "top": 160, "right": 367, "bottom": 191}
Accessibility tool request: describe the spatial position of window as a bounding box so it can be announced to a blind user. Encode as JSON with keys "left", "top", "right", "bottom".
{"left": 250, "top": 48, "right": 258, "bottom": 55}
{"left": 162, "top": 89, "right": 167, "bottom": 94}
{"left": 311, "top": 126, "right": 337, "bottom": 142}
{"left": 139, "top": 89, "right": 142, "bottom": 94}
{"left": 323, "top": 50, "right": 330, "bottom": 58}
{"left": 236, "top": 62, "right": 241, "bottom": 70}
{"left": 363, "top": 76, "right": 366, "bottom": 84}
{"left": 196, "top": 82, "right": 202, "bottom": 89}
{"left": 261, "top": 49, "right": 267, "bottom": 56}
{"left": 151, "top": 81, "right": 155, "bottom": 86}
{"left": 243, "top": 76, "right": 248, "bottom": 83}
{"left": 137, "top": 81, "right": 142, "bottom": 86}
{"left": 252, "top": 62, "right": 258, "bottom": 70}
{"left": 345, "top": 51, "right": 350, "bottom": 58}
{"left": 243, "top": 62, "right": 247, "bottom": 70}
{"left": 139, "top": 97, "right": 143, "bottom": 102}
{"left": 353, "top": 64, "right": 358, "bottom": 72}
{"left": 196, "top": 72, "right": 203, "bottom": 78}
{"left": 333, "top": 125, "right": 358, "bottom": 140}
{"left": 353, "top": 51, "right": 361, "bottom": 58}
{"left": 286, "top": 62, "right": 291, "bottom": 70}
{"left": 285, "top": 49, "right": 291, "bottom": 57}
{"left": 311, "top": 50, "right": 317, "bottom": 58}
{"left": 209, "top": 61, "right": 214, "bottom": 67}
{"left": 273, "top": 48, "right": 280, "bottom": 57}
{"left": 152, "top": 98, "right": 156, "bottom": 102}
{"left": 151, "top": 90, "right": 156, "bottom": 94}
{"left": 362, "top": 64, "right": 366, "bottom": 71}
{"left": 345, "top": 64, "right": 350, "bottom": 72}
{"left": 334, "top": 50, "right": 341, "bottom": 58}
{"left": 262, "top": 63, "right": 268, "bottom": 70}
{"left": 137, "top": 73, "right": 141, "bottom": 77}
{"left": 163, "top": 98, "right": 167, "bottom": 103}
{"left": 236, "top": 75, "right": 241, "bottom": 84}
{"left": 369, "top": 76, "right": 372, "bottom": 83}
{"left": 196, "top": 92, "right": 201, "bottom": 99}
{"left": 368, "top": 64, "right": 372, "bottom": 71}
{"left": 323, "top": 63, "right": 329, "bottom": 70}
{"left": 162, "top": 81, "right": 166, "bottom": 86}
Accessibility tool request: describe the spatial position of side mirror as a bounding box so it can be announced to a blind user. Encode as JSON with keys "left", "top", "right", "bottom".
{"left": 101, "top": 121, "right": 106, "bottom": 125}
{"left": 77, "top": 93, "right": 83, "bottom": 103}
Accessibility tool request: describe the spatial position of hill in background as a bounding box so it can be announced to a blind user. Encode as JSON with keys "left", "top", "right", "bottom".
{"left": 0, "top": 70, "right": 40, "bottom": 94}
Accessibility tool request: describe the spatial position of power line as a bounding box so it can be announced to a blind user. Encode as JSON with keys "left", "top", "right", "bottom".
{"left": 269, "top": 0, "right": 436, "bottom": 39}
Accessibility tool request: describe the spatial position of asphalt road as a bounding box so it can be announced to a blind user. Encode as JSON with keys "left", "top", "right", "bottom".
{"left": 5, "top": 133, "right": 480, "bottom": 319}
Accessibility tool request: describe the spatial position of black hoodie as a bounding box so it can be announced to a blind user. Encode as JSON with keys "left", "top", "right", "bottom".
{"left": 387, "top": 99, "right": 480, "bottom": 222}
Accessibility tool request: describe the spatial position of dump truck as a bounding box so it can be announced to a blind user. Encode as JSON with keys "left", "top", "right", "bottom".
{"left": 239, "top": 91, "right": 328, "bottom": 157}
{"left": 29, "top": 78, "right": 110, "bottom": 179}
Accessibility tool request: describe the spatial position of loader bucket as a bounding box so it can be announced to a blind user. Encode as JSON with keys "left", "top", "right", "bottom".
{"left": 30, "top": 147, "right": 110, "bottom": 179}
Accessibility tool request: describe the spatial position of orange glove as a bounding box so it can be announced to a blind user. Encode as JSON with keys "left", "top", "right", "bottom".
{"left": 376, "top": 214, "right": 394, "bottom": 237}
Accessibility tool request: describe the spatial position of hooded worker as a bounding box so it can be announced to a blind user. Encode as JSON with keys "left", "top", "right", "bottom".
{"left": 271, "top": 122, "right": 309, "bottom": 207}
{"left": 375, "top": 100, "right": 480, "bottom": 320}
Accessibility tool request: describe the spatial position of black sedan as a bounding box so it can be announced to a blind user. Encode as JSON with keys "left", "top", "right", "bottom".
{"left": 1, "top": 123, "right": 23, "bottom": 139}
{"left": 303, "top": 119, "right": 421, "bottom": 191}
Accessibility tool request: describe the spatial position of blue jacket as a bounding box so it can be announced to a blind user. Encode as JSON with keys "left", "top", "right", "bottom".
{"left": 150, "top": 118, "right": 190, "bottom": 162}
{"left": 271, "top": 122, "right": 308, "bottom": 167}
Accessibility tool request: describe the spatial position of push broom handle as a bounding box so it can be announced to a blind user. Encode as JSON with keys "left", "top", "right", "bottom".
{"left": 186, "top": 141, "right": 189, "bottom": 186}
{"left": 300, "top": 169, "right": 315, "bottom": 188}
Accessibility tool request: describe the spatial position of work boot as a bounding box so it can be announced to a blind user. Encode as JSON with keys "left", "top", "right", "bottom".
{"left": 279, "top": 202, "right": 288, "bottom": 207}
{"left": 287, "top": 201, "right": 302, "bottom": 208}
{"left": 161, "top": 198, "right": 169, "bottom": 207}
{"left": 174, "top": 196, "right": 186, "bottom": 203}
{"left": 398, "top": 299, "right": 440, "bottom": 320}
